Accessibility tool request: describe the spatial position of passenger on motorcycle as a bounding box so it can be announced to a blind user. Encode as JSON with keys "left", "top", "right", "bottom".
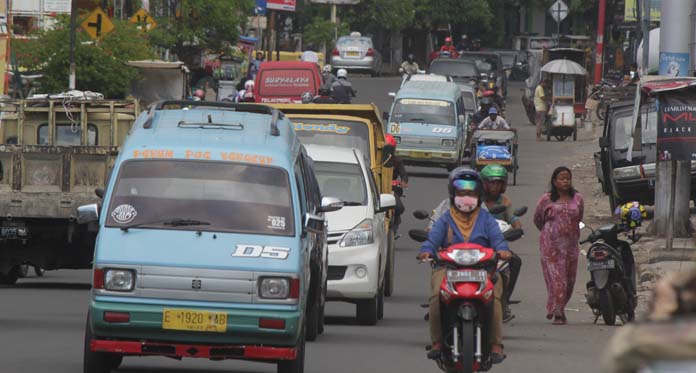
{"left": 312, "top": 86, "right": 338, "bottom": 104}
{"left": 472, "top": 97, "right": 497, "bottom": 126}
{"left": 481, "top": 165, "right": 523, "bottom": 323}
{"left": 477, "top": 107, "right": 513, "bottom": 131}
{"left": 400, "top": 54, "right": 420, "bottom": 75}
{"left": 322, "top": 64, "right": 337, "bottom": 87}
{"left": 417, "top": 167, "right": 510, "bottom": 363}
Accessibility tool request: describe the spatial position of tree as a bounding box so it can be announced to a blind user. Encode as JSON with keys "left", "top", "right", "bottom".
{"left": 343, "top": 0, "right": 416, "bottom": 33}
{"left": 14, "top": 17, "right": 154, "bottom": 98}
{"left": 146, "top": 0, "right": 253, "bottom": 65}
{"left": 302, "top": 16, "right": 349, "bottom": 52}
{"left": 414, "top": 0, "right": 493, "bottom": 37}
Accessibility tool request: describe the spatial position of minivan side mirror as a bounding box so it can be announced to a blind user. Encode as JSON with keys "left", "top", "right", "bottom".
{"left": 599, "top": 137, "right": 610, "bottom": 148}
{"left": 320, "top": 196, "right": 344, "bottom": 213}
{"left": 95, "top": 188, "right": 105, "bottom": 199}
{"left": 378, "top": 194, "right": 396, "bottom": 213}
{"left": 77, "top": 203, "right": 99, "bottom": 224}
{"left": 383, "top": 111, "right": 390, "bottom": 120}
{"left": 458, "top": 114, "right": 466, "bottom": 124}
{"left": 388, "top": 92, "right": 396, "bottom": 98}
{"left": 304, "top": 213, "right": 325, "bottom": 234}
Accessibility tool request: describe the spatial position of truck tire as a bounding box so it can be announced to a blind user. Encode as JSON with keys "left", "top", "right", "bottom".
{"left": 83, "top": 313, "right": 122, "bottom": 373}
{"left": 384, "top": 231, "right": 396, "bottom": 297}
{"left": 356, "top": 292, "right": 380, "bottom": 326}
{"left": 277, "top": 324, "right": 305, "bottom": 373}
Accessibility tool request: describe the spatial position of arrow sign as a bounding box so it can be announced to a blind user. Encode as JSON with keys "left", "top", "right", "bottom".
{"left": 549, "top": 0, "right": 569, "bottom": 23}
{"left": 129, "top": 8, "right": 157, "bottom": 31}
{"left": 80, "top": 8, "right": 114, "bottom": 40}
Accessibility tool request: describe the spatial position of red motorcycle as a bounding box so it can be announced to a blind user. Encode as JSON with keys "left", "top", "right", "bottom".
{"left": 411, "top": 228, "right": 522, "bottom": 373}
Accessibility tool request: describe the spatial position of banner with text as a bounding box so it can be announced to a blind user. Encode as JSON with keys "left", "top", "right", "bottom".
{"left": 658, "top": 90, "right": 696, "bottom": 161}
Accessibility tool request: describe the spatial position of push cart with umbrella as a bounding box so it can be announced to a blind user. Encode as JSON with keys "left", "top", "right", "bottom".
{"left": 541, "top": 59, "right": 588, "bottom": 141}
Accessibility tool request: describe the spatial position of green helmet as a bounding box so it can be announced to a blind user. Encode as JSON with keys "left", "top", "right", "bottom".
{"left": 481, "top": 164, "right": 508, "bottom": 182}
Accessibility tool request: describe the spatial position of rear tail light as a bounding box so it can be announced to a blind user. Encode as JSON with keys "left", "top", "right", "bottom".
{"left": 93, "top": 268, "right": 104, "bottom": 289}
{"left": 259, "top": 318, "right": 286, "bottom": 330}
{"left": 591, "top": 250, "right": 608, "bottom": 260}
{"left": 366, "top": 48, "right": 375, "bottom": 57}
{"left": 332, "top": 48, "right": 339, "bottom": 56}
{"left": 103, "top": 311, "right": 130, "bottom": 323}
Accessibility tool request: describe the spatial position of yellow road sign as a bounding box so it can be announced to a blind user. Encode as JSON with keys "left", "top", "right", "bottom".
{"left": 80, "top": 8, "right": 114, "bottom": 40}
{"left": 129, "top": 8, "right": 157, "bottom": 31}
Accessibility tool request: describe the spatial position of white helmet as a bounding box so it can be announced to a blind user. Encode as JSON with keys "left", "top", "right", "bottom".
{"left": 244, "top": 80, "right": 255, "bottom": 90}
{"left": 337, "top": 69, "right": 348, "bottom": 79}
{"left": 323, "top": 64, "right": 332, "bottom": 73}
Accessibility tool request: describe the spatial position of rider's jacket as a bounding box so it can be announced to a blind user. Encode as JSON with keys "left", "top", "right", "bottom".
{"left": 400, "top": 61, "right": 419, "bottom": 74}
{"left": 420, "top": 207, "right": 510, "bottom": 256}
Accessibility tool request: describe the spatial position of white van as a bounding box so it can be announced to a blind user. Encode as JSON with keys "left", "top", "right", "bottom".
{"left": 305, "top": 145, "right": 396, "bottom": 325}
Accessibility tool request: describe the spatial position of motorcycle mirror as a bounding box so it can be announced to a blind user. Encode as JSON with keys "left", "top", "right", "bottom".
{"left": 579, "top": 222, "right": 586, "bottom": 230}
{"left": 513, "top": 206, "right": 528, "bottom": 217}
{"left": 409, "top": 229, "right": 429, "bottom": 243}
{"left": 488, "top": 205, "right": 506, "bottom": 215}
{"left": 503, "top": 228, "right": 524, "bottom": 242}
{"left": 413, "top": 210, "right": 431, "bottom": 220}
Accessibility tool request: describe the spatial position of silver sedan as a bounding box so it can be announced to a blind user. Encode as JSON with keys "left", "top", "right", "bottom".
{"left": 331, "top": 33, "right": 382, "bottom": 77}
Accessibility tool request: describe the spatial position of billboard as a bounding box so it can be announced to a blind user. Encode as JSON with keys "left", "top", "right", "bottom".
{"left": 267, "top": 0, "right": 296, "bottom": 12}
{"left": 624, "top": 0, "right": 661, "bottom": 22}
{"left": 657, "top": 90, "right": 696, "bottom": 161}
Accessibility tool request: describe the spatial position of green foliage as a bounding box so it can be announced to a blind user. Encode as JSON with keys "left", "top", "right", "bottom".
{"left": 302, "top": 17, "right": 348, "bottom": 50}
{"left": 414, "top": 0, "right": 493, "bottom": 33}
{"left": 146, "top": 0, "right": 254, "bottom": 64}
{"left": 14, "top": 17, "right": 154, "bottom": 98}
{"left": 344, "top": 0, "right": 416, "bottom": 32}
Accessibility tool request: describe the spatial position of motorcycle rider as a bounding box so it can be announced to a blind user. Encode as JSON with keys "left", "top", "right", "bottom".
{"left": 384, "top": 134, "right": 408, "bottom": 237}
{"left": 457, "top": 34, "right": 473, "bottom": 52}
{"left": 481, "top": 165, "right": 523, "bottom": 323}
{"left": 399, "top": 54, "right": 420, "bottom": 75}
{"left": 312, "top": 86, "right": 338, "bottom": 104}
{"left": 477, "top": 107, "right": 514, "bottom": 131}
{"left": 322, "top": 64, "right": 337, "bottom": 87}
{"left": 331, "top": 69, "right": 357, "bottom": 104}
{"left": 418, "top": 167, "right": 511, "bottom": 363}
{"left": 472, "top": 97, "right": 495, "bottom": 127}
{"left": 235, "top": 80, "right": 255, "bottom": 103}
{"left": 439, "top": 37, "right": 458, "bottom": 57}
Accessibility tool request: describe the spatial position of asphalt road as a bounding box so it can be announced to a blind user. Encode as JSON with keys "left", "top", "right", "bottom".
{"left": 0, "top": 77, "right": 615, "bottom": 373}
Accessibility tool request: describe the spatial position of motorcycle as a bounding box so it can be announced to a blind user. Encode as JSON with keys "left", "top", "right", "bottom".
{"left": 580, "top": 222, "right": 638, "bottom": 325}
{"left": 390, "top": 180, "right": 407, "bottom": 238}
{"left": 410, "top": 207, "right": 524, "bottom": 373}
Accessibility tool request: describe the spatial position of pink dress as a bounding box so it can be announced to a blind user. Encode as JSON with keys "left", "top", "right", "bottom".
{"left": 533, "top": 192, "right": 584, "bottom": 316}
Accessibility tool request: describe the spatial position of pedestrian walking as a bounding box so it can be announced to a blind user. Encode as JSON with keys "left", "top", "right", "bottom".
{"left": 534, "top": 78, "right": 550, "bottom": 141}
{"left": 533, "top": 166, "right": 584, "bottom": 325}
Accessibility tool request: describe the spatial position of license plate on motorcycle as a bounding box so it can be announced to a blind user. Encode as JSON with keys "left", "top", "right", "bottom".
{"left": 588, "top": 259, "right": 615, "bottom": 271}
{"left": 447, "top": 270, "right": 487, "bottom": 282}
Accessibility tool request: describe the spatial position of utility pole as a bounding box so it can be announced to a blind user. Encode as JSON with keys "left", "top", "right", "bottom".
{"left": 330, "top": 4, "right": 337, "bottom": 42}
{"left": 641, "top": 0, "right": 650, "bottom": 76}
{"left": 593, "top": 0, "right": 606, "bottom": 85}
{"left": 69, "top": 0, "right": 77, "bottom": 90}
{"left": 652, "top": 0, "right": 695, "bottom": 243}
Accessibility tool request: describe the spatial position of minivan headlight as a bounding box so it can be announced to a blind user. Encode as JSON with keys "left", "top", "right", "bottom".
{"left": 104, "top": 269, "right": 135, "bottom": 291}
{"left": 339, "top": 219, "right": 374, "bottom": 247}
{"left": 259, "top": 277, "right": 290, "bottom": 299}
{"left": 442, "top": 139, "right": 456, "bottom": 148}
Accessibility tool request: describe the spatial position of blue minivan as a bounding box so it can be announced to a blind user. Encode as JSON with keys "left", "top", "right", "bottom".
{"left": 385, "top": 81, "right": 467, "bottom": 170}
{"left": 77, "top": 102, "right": 342, "bottom": 373}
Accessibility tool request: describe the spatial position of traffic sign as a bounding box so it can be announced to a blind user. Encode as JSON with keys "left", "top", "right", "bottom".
{"left": 549, "top": 0, "right": 569, "bottom": 23}
{"left": 129, "top": 8, "right": 157, "bottom": 31}
{"left": 267, "top": 0, "right": 296, "bottom": 12}
{"left": 80, "top": 8, "right": 114, "bottom": 40}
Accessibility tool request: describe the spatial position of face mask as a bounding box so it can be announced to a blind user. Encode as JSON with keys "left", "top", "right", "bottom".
{"left": 454, "top": 196, "right": 478, "bottom": 213}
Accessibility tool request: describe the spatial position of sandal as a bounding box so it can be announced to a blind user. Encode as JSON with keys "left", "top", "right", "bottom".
{"left": 552, "top": 316, "right": 566, "bottom": 325}
{"left": 427, "top": 343, "right": 442, "bottom": 360}
{"left": 491, "top": 351, "right": 507, "bottom": 364}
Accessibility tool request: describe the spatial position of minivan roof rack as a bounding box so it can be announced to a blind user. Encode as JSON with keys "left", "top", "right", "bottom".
{"left": 143, "top": 101, "right": 282, "bottom": 136}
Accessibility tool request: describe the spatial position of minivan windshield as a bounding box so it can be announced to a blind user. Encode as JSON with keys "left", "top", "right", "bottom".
{"left": 392, "top": 98, "right": 455, "bottom": 125}
{"left": 293, "top": 118, "right": 371, "bottom": 166}
{"left": 314, "top": 161, "right": 367, "bottom": 206}
{"left": 106, "top": 160, "right": 295, "bottom": 236}
{"left": 613, "top": 109, "right": 657, "bottom": 150}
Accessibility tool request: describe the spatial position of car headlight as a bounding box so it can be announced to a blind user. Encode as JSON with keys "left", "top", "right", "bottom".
{"left": 104, "top": 269, "right": 135, "bottom": 291}
{"left": 442, "top": 139, "right": 456, "bottom": 148}
{"left": 613, "top": 166, "right": 640, "bottom": 179}
{"left": 339, "top": 219, "right": 374, "bottom": 247}
{"left": 259, "top": 277, "right": 290, "bottom": 299}
{"left": 448, "top": 249, "right": 485, "bottom": 265}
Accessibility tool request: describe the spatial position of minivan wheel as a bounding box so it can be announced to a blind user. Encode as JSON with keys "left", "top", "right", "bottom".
{"left": 277, "top": 324, "right": 305, "bottom": 373}
{"left": 377, "top": 284, "right": 385, "bottom": 320}
{"left": 84, "top": 314, "right": 122, "bottom": 373}
{"left": 356, "top": 292, "right": 379, "bottom": 325}
{"left": 305, "top": 299, "right": 320, "bottom": 342}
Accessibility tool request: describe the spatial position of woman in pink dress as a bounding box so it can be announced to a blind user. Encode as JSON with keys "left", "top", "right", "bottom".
{"left": 533, "top": 166, "right": 584, "bottom": 325}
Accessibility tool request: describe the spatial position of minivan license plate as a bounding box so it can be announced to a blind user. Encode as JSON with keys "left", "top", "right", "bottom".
{"left": 447, "top": 270, "right": 487, "bottom": 282}
{"left": 588, "top": 259, "right": 615, "bottom": 271}
{"left": 162, "top": 309, "right": 227, "bottom": 333}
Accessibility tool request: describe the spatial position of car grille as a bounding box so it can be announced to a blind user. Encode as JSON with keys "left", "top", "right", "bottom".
{"left": 328, "top": 231, "right": 346, "bottom": 246}
{"left": 399, "top": 136, "right": 445, "bottom": 149}
{"left": 328, "top": 266, "right": 347, "bottom": 281}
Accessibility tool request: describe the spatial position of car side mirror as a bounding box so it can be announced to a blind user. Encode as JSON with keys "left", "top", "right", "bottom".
{"left": 77, "top": 203, "right": 99, "bottom": 224}
{"left": 304, "top": 213, "right": 325, "bottom": 234}
{"left": 513, "top": 206, "right": 528, "bottom": 217}
{"left": 388, "top": 92, "right": 396, "bottom": 98}
{"left": 320, "top": 196, "right": 344, "bottom": 213}
{"left": 599, "top": 137, "right": 610, "bottom": 148}
{"left": 378, "top": 194, "right": 396, "bottom": 213}
{"left": 458, "top": 114, "right": 466, "bottom": 124}
{"left": 95, "top": 188, "right": 105, "bottom": 199}
{"left": 383, "top": 111, "right": 390, "bottom": 120}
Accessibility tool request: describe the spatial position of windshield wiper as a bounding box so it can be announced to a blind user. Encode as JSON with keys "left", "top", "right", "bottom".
{"left": 120, "top": 218, "right": 211, "bottom": 232}
{"left": 404, "top": 118, "right": 425, "bottom": 122}
{"left": 341, "top": 201, "right": 365, "bottom": 206}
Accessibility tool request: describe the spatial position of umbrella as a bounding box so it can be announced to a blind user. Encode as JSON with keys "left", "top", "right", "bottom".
{"left": 541, "top": 59, "right": 588, "bottom": 75}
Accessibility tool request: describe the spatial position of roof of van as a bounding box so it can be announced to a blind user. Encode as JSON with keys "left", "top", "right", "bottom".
{"left": 305, "top": 144, "right": 362, "bottom": 165}
{"left": 259, "top": 61, "right": 319, "bottom": 70}
{"left": 395, "top": 80, "right": 461, "bottom": 100}
{"left": 120, "top": 105, "right": 299, "bottom": 169}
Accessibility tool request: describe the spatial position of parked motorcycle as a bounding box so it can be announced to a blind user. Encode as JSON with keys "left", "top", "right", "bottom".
{"left": 580, "top": 222, "right": 638, "bottom": 325}
{"left": 410, "top": 208, "right": 523, "bottom": 373}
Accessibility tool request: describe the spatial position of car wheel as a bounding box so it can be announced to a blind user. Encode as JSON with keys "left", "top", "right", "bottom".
{"left": 377, "top": 284, "right": 385, "bottom": 320}
{"left": 356, "top": 293, "right": 379, "bottom": 326}
{"left": 277, "top": 322, "right": 305, "bottom": 373}
{"left": 305, "top": 298, "right": 320, "bottom": 342}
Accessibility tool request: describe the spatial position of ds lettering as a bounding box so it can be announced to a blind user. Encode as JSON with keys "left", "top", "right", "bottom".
{"left": 432, "top": 127, "right": 453, "bottom": 134}
{"left": 231, "top": 245, "right": 290, "bottom": 260}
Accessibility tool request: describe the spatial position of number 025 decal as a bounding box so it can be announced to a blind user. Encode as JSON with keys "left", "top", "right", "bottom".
{"left": 231, "top": 245, "right": 290, "bottom": 260}
{"left": 432, "top": 127, "right": 453, "bottom": 134}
